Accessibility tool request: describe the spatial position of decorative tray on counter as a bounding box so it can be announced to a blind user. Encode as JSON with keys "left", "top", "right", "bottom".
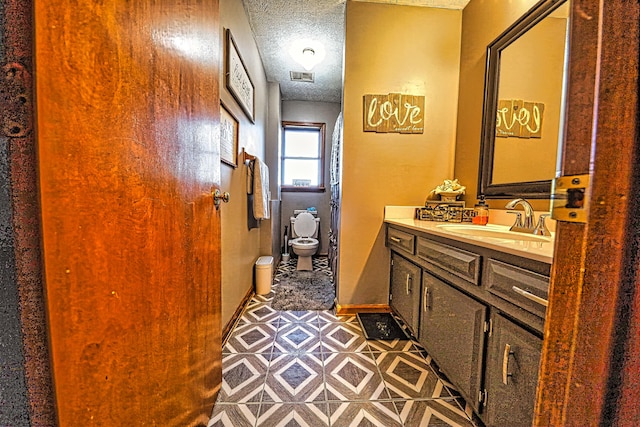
{"left": 416, "top": 201, "right": 474, "bottom": 223}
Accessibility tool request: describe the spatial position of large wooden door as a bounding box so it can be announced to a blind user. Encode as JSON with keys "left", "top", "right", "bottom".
{"left": 535, "top": 0, "right": 640, "bottom": 425}
{"left": 34, "top": 0, "right": 223, "bottom": 425}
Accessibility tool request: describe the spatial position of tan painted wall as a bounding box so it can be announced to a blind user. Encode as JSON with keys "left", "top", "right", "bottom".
{"left": 453, "top": 0, "right": 546, "bottom": 210}
{"left": 220, "top": 0, "right": 270, "bottom": 327}
{"left": 339, "top": 2, "right": 462, "bottom": 305}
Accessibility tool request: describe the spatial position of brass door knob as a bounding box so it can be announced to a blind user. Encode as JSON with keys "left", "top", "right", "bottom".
{"left": 213, "top": 189, "right": 230, "bottom": 208}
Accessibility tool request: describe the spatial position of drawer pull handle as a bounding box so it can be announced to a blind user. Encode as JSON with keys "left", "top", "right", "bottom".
{"left": 502, "top": 343, "right": 514, "bottom": 385}
{"left": 390, "top": 236, "right": 402, "bottom": 243}
{"left": 512, "top": 286, "right": 549, "bottom": 307}
{"left": 406, "top": 274, "right": 412, "bottom": 294}
{"left": 423, "top": 286, "right": 431, "bottom": 311}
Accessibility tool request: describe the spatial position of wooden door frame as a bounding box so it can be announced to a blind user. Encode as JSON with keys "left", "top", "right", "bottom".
{"left": 0, "top": 0, "right": 57, "bottom": 424}
{"left": 535, "top": 0, "right": 640, "bottom": 425}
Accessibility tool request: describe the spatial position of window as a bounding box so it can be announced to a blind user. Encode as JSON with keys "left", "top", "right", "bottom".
{"left": 281, "top": 121, "right": 326, "bottom": 192}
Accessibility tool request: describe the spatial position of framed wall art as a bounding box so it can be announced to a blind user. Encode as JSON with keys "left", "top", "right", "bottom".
{"left": 220, "top": 102, "right": 239, "bottom": 168}
{"left": 225, "top": 29, "right": 255, "bottom": 123}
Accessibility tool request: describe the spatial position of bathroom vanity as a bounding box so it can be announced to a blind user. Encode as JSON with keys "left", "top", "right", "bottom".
{"left": 385, "top": 213, "right": 552, "bottom": 427}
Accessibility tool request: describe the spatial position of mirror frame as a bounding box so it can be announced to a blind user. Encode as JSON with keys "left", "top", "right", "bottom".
{"left": 478, "top": 0, "right": 568, "bottom": 199}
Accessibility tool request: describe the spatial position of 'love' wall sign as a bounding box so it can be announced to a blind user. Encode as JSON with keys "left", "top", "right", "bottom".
{"left": 363, "top": 93, "right": 425, "bottom": 134}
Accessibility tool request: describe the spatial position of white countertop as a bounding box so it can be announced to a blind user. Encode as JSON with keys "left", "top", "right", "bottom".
{"left": 384, "top": 206, "right": 554, "bottom": 264}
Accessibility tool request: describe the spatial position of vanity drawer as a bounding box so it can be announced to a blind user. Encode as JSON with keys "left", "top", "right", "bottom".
{"left": 416, "top": 237, "right": 480, "bottom": 285}
{"left": 387, "top": 227, "right": 415, "bottom": 254}
{"left": 486, "top": 259, "right": 549, "bottom": 318}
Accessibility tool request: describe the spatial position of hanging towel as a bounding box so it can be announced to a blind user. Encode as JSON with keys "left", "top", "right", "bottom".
{"left": 252, "top": 158, "right": 270, "bottom": 220}
{"left": 245, "top": 162, "right": 259, "bottom": 229}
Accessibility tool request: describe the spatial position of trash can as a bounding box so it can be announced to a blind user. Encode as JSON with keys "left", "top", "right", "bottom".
{"left": 255, "top": 256, "right": 273, "bottom": 295}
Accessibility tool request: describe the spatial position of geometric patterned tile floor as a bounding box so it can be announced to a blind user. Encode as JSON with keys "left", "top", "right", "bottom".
{"left": 209, "top": 257, "right": 481, "bottom": 427}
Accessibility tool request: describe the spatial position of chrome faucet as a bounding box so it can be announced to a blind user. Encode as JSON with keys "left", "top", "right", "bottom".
{"left": 505, "top": 198, "right": 536, "bottom": 233}
{"left": 533, "top": 214, "right": 552, "bottom": 236}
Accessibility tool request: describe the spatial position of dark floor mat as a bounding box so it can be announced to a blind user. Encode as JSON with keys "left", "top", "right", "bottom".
{"left": 356, "top": 312, "right": 409, "bottom": 340}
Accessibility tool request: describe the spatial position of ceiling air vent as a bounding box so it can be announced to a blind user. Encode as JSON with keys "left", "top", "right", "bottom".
{"left": 290, "top": 71, "right": 314, "bottom": 83}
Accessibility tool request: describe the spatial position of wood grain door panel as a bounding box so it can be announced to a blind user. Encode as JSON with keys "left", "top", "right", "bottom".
{"left": 34, "top": 0, "right": 222, "bottom": 424}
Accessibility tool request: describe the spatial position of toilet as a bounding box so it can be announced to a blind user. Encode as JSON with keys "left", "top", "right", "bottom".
{"left": 289, "top": 211, "right": 320, "bottom": 271}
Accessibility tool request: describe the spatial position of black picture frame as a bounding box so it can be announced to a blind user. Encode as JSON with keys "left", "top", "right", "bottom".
{"left": 220, "top": 101, "right": 239, "bottom": 168}
{"left": 225, "top": 29, "right": 255, "bottom": 123}
{"left": 478, "top": 0, "right": 567, "bottom": 199}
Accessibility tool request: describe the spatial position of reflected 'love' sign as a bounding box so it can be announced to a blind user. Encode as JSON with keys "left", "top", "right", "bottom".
{"left": 496, "top": 99, "right": 545, "bottom": 138}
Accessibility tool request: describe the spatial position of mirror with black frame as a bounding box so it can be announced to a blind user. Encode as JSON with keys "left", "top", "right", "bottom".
{"left": 478, "top": 0, "right": 570, "bottom": 199}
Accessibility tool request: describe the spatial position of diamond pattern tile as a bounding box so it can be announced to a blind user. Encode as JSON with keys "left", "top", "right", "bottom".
{"left": 217, "top": 354, "right": 269, "bottom": 403}
{"left": 394, "top": 399, "right": 476, "bottom": 427}
{"left": 257, "top": 402, "right": 329, "bottom": 426}
{"left": 223, "top": 323, "right": 277, "bottom": 355}
{"left": 320, "top": 322, "right": 368, "bottom": 353}
{"left": 275, "top": 256, "right": 331, "bottom": 278}
{"left": 368, "top": 338, "right": 419, "bottom": 353}
{"left": 324, "top": 352, "right": 389, "bottom": 401}
{"left": 263, "top": 353, "right": 326, "bottom": 403}
{"left": 280, "top": 310, "right": 318, "bottom": 324}
{"left": 274, "top": 322, "right": 322, "bottom": 354}
{"left": 375, "top": 351, "right": 456, "bottom": 400}
{"left": 210, "top": 257, "right": 478, "bottom": 427}
{"left": 329, "top": 401, "right": 402, "bottom": 427}
{"left": 208, "top": 403, "right": 259, "bottom": 427}
{"left": 238, "top": 300, "right": 280, "bottom": 324}
{"left": 317, "top": 310, "right": 358, "bottom": 324}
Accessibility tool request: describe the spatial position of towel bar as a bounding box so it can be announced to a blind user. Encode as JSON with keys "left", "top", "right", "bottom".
{"left": 239, "top": 147, "right": 256, "bottom": 165}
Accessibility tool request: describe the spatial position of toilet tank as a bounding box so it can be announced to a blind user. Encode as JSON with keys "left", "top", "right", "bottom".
{"left": 290, "top": 215, "right": 320, "bottom": 238}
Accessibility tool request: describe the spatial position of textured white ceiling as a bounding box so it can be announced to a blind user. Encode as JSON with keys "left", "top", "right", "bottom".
{"left": 353, "top": 0, "right": 469, "bottom": 7}
{"left": 241, "top": 0, "right": 471, "bottom": 103}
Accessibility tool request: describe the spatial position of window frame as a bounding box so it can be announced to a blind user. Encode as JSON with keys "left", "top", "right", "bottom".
{"left": 281, "top": 121, "right": 326, "bottom": 193}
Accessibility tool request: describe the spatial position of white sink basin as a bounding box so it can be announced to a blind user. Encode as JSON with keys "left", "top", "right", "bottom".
{"left": 436, "top": 224, "right": 552, "bottom": 243}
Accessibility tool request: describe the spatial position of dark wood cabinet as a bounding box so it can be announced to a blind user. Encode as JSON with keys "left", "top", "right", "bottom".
{"left": 483, "top": 313, "right": 542, "bottom": 427}
{"left": 390, "top": 253, "right": 421, "bottom": 336}
{"left": 386, "top": 223, "right": 549, "bottom": 425}
{"left": 419, "top": 272, "right": 487, "bottom": 412}
{"left": 388, "top": 227, "right": 416, "bottom": 255}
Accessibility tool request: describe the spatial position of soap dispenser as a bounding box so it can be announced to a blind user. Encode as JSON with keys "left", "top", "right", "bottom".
{"left": 473, "top": 196, "right": 489, "bottom": 225}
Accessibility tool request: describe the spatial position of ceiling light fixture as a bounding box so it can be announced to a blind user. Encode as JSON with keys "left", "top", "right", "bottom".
{"left": 299, "top": 48, "right": 316, "bottom": 70}
{"left": 289, "top": 40, "right": 326, "bottom": 71}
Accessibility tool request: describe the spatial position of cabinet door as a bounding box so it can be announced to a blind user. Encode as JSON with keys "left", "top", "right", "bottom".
{"left": 484, "top": 313, "right": 542, "bottom": 427}
{"left": 419, "top": 272, "right": 487, "bottom": 411}
{"left": 390, "top": 253, "right": 421, "bottom": 335}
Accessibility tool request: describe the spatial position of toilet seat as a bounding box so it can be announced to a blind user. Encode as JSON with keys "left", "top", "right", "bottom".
{"left": 291, "top": 237, "right": 318, "bottom": 247}
{"left": 293, "top": 212, "right": 316, "bottom": 237}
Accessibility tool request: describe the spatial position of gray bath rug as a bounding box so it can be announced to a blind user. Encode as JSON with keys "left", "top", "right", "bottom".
{"left": 271, "top": 271, "right": 335, "bottom": 311}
